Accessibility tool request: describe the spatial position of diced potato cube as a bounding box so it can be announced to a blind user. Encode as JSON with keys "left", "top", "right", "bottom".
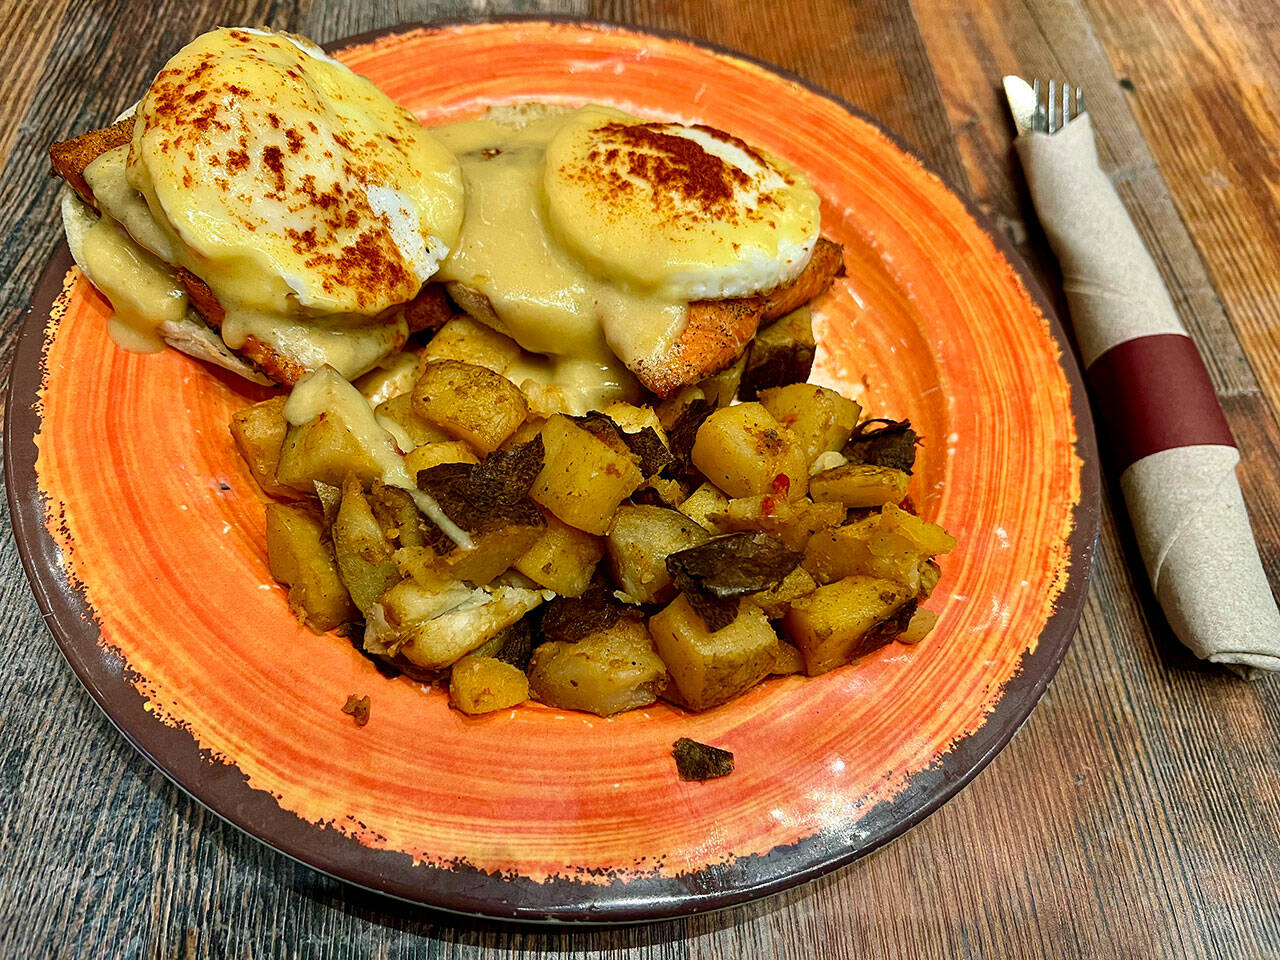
{"left": 751, "top": 565, "right": 818, "bottom": 619}
{"left": 420, "top": 315, "right": 522, "bottom": 373}
{"left": 719, "top": 495, "right": 845, "bottom": 551}
{"left": 649, "top": 596, "right": 780, "bottom": 711}
{"left": 331, "top": 477, "right": 400, "bottom": 614}
{"left": 265, "top": 502, "right": 355, "bottom": 632}
{"left": 802, "top": 504, "right": 954, "bottom": 589}
{"left": 403, "top": 440, "right": 479, "bottom": 476}
{"left": 530, "top": 415, "right": 643, "bottom": 535}
{"left": 879, "top": 502, "right": 957, "bottom": 556}
{"left": 758, "top": 383, "right": 861, "bottom": 465}
{"left": 396, "top": 516, "right": 545, "bottom": 587}
{"left": 899, "top": 608, "right": 939, "bottom": 644}
{"left": 527, "top": 618, "right": 667, "bottom": 717}
{"left": 606, "top": 506, "right": 710, "bottom": 604}
{"left": 771, "top": 640, "right": 806, "bottom": 675}
{"left": 678, "top": 482, "right": 731, "bottom": 531}
{"left": 412, "top": 359, "right": 528, "bottom": 455}
{"left": 365, "top": 579, "right": 544, "bottom": 670}
{"left": 691, "top": 403, "right": 808, "bottom": 500}
{"left": 374, "top": 394, "right": 451, "bottom": 452}
{"left": 803, "top": 520, "right": 922, "bottom": 589}
{"left": 739, "top": 305, "right": 816, "bottom": 400}
{"left": 276, "top": 367, "right": 402, "bottom": 491}
{"left": 602, "top": 402, "right": 669, "bottom": 444}
{"left": 448, "top": 655, "right": 530, "bottom": 714}
{"left": 514, "top": 511, "right": 605, "bottom": 597}
{"left": 230, "top": 396, "right": 297, "bottom": 499}
{"left": 784, "top": 576, "right": 914, "bottom": 675}
{"left": 809, "top": 463, "right": 910, "bottom": 507}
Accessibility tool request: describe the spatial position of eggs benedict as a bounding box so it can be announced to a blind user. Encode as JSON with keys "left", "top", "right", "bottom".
{"left": 51, "top": 27, "right": 463, "bottom": 384}
{"left": 429, "top": 104, "right": 844, "bottom": 404}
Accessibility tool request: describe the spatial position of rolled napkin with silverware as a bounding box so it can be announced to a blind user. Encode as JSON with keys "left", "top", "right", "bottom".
{"left": 1003, "top": 76, "right": 1280, "bottom": 678}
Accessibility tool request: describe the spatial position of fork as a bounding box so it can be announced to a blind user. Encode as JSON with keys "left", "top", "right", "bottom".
{"left": 1030, "top": 78, "right": 1086, "bottom": 133}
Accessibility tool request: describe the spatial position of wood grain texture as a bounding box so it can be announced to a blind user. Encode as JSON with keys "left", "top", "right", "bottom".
{"left": 0, "top": 0, "right": 1277, "bottom": 958}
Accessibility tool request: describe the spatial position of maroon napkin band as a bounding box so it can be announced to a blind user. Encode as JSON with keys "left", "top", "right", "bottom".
{"left": 1085, "top": 333, "right": 1235, "bottom": 470}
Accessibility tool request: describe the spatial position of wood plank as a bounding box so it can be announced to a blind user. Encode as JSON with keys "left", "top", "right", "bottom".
{"left": 908, "top": 0, "right": 1259, "bottom": 400}
{"left": 1081, "top": 0, "right": 1280, "bottom": 416}
{"left": 0, "top": 0, "right": 72, "bottom": 170}
{"left": 304, "top": 0, "right": 589, "bottom": 44}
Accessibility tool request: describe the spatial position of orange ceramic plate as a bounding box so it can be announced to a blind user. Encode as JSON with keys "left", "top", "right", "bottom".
{"left": 6, "top": 20, "right": 1098, "bottom": 921}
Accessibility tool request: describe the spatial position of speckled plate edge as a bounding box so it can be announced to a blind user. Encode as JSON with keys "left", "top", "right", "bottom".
{"left": 3, "top": 17, "right": 1100, "bottom": 924}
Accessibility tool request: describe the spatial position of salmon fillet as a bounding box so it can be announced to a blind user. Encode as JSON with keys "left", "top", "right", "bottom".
{"left": 630, "top": 238, "right": 846, "bottom": 397}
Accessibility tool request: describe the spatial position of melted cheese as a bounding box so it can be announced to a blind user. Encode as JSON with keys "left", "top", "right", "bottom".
{"left": 283, "top": 366, "right": 473, "bottom": 550}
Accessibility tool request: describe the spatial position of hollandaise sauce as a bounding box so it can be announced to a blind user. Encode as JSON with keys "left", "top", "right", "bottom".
{"left": 430, "top": 105, "right": 819, "bottom": 411}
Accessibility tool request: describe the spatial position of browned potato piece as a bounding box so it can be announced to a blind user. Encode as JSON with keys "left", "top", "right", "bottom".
{"left": 396, "top": 515, "right": 545, "bottom": 587}
{"left": 678, "top": 482, "right": 730, "bottom": 531}
{"left": 276, "top": 368, "right": 401, "bottom": 492}
{"left": 230, "top": 396, "right": 297, "bottom": 499}
{"left": 527, "top": 618, "right": 667, "bottom": 717}
{"left": 803, "top": 504, "right": 954, "bottom": 589}
{"left": 698, "top": 349, "right": 748, "bottom": 407}
{"left": 331, "top": 477, "right": 400, "bottom": 614}
{"left": 412, "top": 360, "right": 528, "bottom": 455}
{"left": 691, "top": 403, "right": 808, "bottom": 500}
{"left": 771, "top": 640, "right": 806, "bottom": 675}
{"left": 809, "top": 463, "right": 911, "bottom": 508}
{"left": 530, "top": 415, "right": 643, "bottom": 535}
{"left": 420, "top": 315, "right": 522, "bottom": 374}
{"left": 879, "top": 502, "right": 958, "bottom": 556}
{"left": 606, "top": 506, "right": 711, "bottom": 604}
{"left": 449, "top": 655, "right": 530, "bottom": 714}
{"left": 739, "top": 306, "right": 816, "bottom": 400}
{"left": 758, "top": 383, "right": 862, "bottom": 466}
{"left": 899, "top": 608, "right": 939, "bottom": 644}
{"left": 649, "top": 596, "right": 780, "bottom": 711}
{"left": 718, "top": 496, "right": 845, "bottom": 552}
{"left": 374, "top": 393, "right": 451, "bottom": 451}
{"left": 366, "top": 579, "right": 545, "bottom": 670}
{"left": 403, "top": 440, "right": 480, "bottom": 475}
{"left": 751, "top": 565, "right": 818, "bottom": 619}
{"left": 784, "top": 576, "right": 915, "bottom": 675}
{"left": 601, "top": 402, "right": 669, "bottom": 443}
{"left": 265, "top": 502, "right": 356, "bottom": 632}
{"left": 514, "top": 511, "right": 605, "bottom": 597}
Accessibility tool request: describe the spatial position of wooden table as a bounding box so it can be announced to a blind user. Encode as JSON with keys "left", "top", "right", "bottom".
{"left": 2, "top": 1, "right": 1277, "bottom": 956}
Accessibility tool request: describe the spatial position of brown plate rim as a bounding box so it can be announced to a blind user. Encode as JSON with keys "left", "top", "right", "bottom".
{"left": 3, "top": 16, "right": 1101, "bottom": 924}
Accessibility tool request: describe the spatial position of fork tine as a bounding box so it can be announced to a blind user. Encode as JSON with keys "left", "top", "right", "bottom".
{"left": 1062, "top": 80, "right": 1070, "bottom": 125}
{"left": 1048, "top": 79, "right": 1056, "bottom": 132}
{"left": 1077, "top": 86, "right": 1086, "bottom": 117}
